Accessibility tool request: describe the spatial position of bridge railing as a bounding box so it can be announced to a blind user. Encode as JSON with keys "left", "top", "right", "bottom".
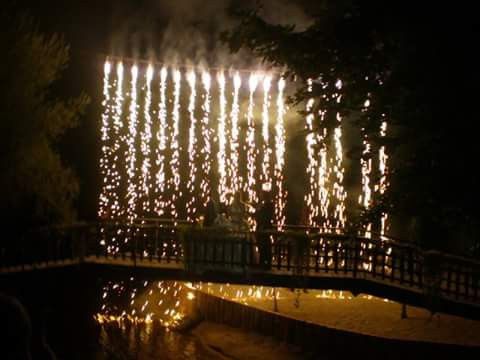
{"left": 1, "top": 221, "right": 479, "bottom": 305}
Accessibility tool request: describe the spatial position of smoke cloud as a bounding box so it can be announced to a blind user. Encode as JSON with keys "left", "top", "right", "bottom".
{"left": 109, "top": 0, "right": 313, "bottom": 67}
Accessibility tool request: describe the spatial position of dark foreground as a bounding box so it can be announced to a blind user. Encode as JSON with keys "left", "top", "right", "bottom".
{"left": 2, "top": 267, "right": 479, "bottom": 359}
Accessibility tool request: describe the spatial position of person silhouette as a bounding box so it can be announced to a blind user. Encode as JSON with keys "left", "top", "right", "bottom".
{"left": 203, "top": 191, "right": 219, "bottom": 227}
{"left": 255, "top": 188, "right": 275, "bottom": 270}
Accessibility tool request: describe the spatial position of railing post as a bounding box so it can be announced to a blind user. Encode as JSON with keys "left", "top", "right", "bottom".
{"left": 381, "top": 244, "right": 386, "bottom": 280}
{"left": 369, "top": 239, "right": 379, "bottom": 277}
{"left": 334, "top": 238, "right": 339, "bottom": 274}
{"left": 241, "top": 232, "right": 247, "bottom": 274}
{"left": 352, "top": 237, "right": 358, "bottom": 278}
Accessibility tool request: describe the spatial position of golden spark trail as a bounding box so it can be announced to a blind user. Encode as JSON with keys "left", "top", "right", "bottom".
{"left": 140, "top": 65, "right": 154, "bottom": 214}
{"left": 217, "top": 71, "right": 228, "bottom": 204}
{"left": 274, "top": 77, "right": 286, "bottom": 230}
{"left": 200, "top": 71, "right": 212, "bottom": 206}
{"left": 111, "top": 62, "right": 125, "bottom": 218}
{"left": 359, "top": 98, "right": 373, "bottom": 271}
{"left": 332, "top": 80, "right": 347, "bottom": 231}
{"left": 98, "top": 61, "right": 113, "bottom": 219}
{"left": 100, "top": 62, "right": 124, "bottom": 255}
{"left": 359, "top": 99, "right": 373, "bottom": 239}
{"left": 359, "top": 138, "right": 372, "bottom": 239}
{"left": 246, "top": 73, "right": 260, "bottom": 229}
{"left": 154, "top": 67, "right": 168, "bottom": 215}
{"left": 304, "top": 78, "right": 319, "bottom": 227}
{"left": 186, "top": 71, "right": 198, "bottom": 221}
{"left": 126, "top": 64, "right": 139, "bottom": 221}
{"left": 169, "top": 69, "right": 181, "bottom": 223}
{"left": 261, "top": 75, "right": 272, "bottom": 188}
{"left": 229, "top": 72, "right": 242, "bottom": 198}
{"left": 378, "top": 120, "right": 389, "bottom": 239}
{"left": 318, "top": 111, "right": 329, "bottom": 230}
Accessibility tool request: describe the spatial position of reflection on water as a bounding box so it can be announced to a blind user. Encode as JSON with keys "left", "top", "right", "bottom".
{"left": 96, "top": 322, "right": 214, "bottom": 360}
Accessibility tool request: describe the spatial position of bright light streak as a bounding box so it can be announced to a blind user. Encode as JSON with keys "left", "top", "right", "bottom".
{"left": 217, "top": 71, "right": 228, "bottom": 204}
{"left": 246, "top": 72, "right": 260, "bottom": 229}
{"left": 111, "top": 62, "right": 125, "bottom": 218}
{"left": 359, "top": 136, "right": 372, "bottom": 238}
{"left": 186, "top": 71, "right": 198, "bottom": 221}
{"left": 200, "top": 71, "right": 212, "bottom": 207}
{"left": 154, "top": 67, "right": 168, "bottom": 215}
{"left": 379, "top": 120, "right": 389, "bottom": 240}
{"left": 126, "top": 64, "right": 139, "bottom": 221}
{"left": 98, "top": 61, "right": 113, "bottom": 219}
{"left": 230, "top": 72, "right": 242, "bottom": 198}
{"left": 140, "top": 65, "right": 154, "bottom": 213}
{"left": 274, "top": 77, "right": 286, "bottom": 230}
{"left": 332, "top": 80, "right": 347, "bottom": 231}
{"left": 169, "top": 69, "right": 181, "bottom": 223}
{"left": 304, "top": 78, "right": 319, "bottom": 228}
{"left": 261, "top": 75, "right": 272, "bottom": 190}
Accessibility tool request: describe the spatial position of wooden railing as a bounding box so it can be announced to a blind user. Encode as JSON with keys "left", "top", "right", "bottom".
{"left": 1, "top": 221, "right": 479, "bottom": 306}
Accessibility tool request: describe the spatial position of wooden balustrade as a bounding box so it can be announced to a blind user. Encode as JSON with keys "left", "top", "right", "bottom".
{"left": 1, "top": 220, "right": 479, "bottom": 306}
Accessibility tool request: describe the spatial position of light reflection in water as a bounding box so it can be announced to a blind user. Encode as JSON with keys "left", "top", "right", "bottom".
{"left": 98, "top": 322, "right": 214, "bottom": 359}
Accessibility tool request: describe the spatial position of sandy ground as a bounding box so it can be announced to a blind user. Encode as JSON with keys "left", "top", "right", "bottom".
{"left": 192, "top": 322, "right": 305, "bottom": 360}
{"left": 197, "top": 285, "right": 480, "bottom": 347}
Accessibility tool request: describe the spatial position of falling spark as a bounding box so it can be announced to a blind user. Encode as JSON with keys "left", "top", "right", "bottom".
{"left": 217, "top": 71, "right": 228, "bottom": 204}
{"left": 98, "top": 61, "right": 113, "bottom": 219}
{"left": 111, "top": 62, "right": 125, "bottom": 218}
{"left": 359, "top": 137, "right": 372, "bottom": 238}
{"left": 304, "top": 78, "right": 319, "bottom": 228}
{"left": 200, "top": 71, "right": 212, "bottom": 207}
{"left": 274, "top": 77, "right": 287, "bottom": 230}
{"left": 229, "top": 72, "right": 242, "bottom": 198}
{"left": 154, "top": 67, "right": 168, "bottom": 215}
{"left": 126, "top": 64, "right": 139, "bottom": 222}
{"left": 378, "top": 120, "right": 389, "bottom": 240}
{"left": 332, "top": 79, "right": 347, "bottom": 231}
{"left": 359, "top": 98, "right": 373, "bottom": 238}
{"left": 140, "top": 65, "right": 154, "bottom": 213}
{"left": 246, "top": 73, "right": 260, "bottom": 229}
{"left": 261, "top": 75, "right": 272, "bottom": 189}
{"left": 169, "top": 69, "right": 181, "bottom": 223}
{"left": 318, "top": 120, "right": 330, "bottom": 231}
{"left": 186, "top": 71, "right": 198, "bottom": 221}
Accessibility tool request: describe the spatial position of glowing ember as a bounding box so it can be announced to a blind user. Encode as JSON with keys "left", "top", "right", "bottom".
{"left": 229, "top": 71, "right": 242, "bottom": 199}
{"left": 186, "top": 71, "right": 198, "bottom": 221}
{"left": 274, "top": 77, "right": 286, "bottom": 230}
{"left": 170, "top": 69, "right": 181, "bottom": 223}
{"left": 200, "top": 71, "right": 212, "bottom": 207}
{"left": 217, "top": 71, "right": 229, "bottom": 204}
{"left": 126, "top": 64, "right": 139, "bottom": 222}
{"left": 246, "top": 72, "right": 260, "bottom": 230}
{"left": 154, "top": 67, "right": 168, "bottom": 215}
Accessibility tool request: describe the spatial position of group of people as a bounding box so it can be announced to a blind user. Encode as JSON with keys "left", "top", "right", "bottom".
{"left": 201, "top": 189, "right": 275, "bottom": 269}
{"left": 202, "top": 190, "right": 275, "bottom": 232}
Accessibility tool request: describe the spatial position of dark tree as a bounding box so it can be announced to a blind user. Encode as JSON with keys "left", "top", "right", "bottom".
{"left": 223, "top": 1, "right": 479, "bottom": 255}
{"left": 1, "top": 12, "right": 90, "bottom": 229}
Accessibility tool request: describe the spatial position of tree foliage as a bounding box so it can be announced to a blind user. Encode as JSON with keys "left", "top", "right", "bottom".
{"left": 223, "top": 1, "right": 479, "bottom": 253}
{"left": 1, "top": 12, "right": 90, "bottom": 227}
